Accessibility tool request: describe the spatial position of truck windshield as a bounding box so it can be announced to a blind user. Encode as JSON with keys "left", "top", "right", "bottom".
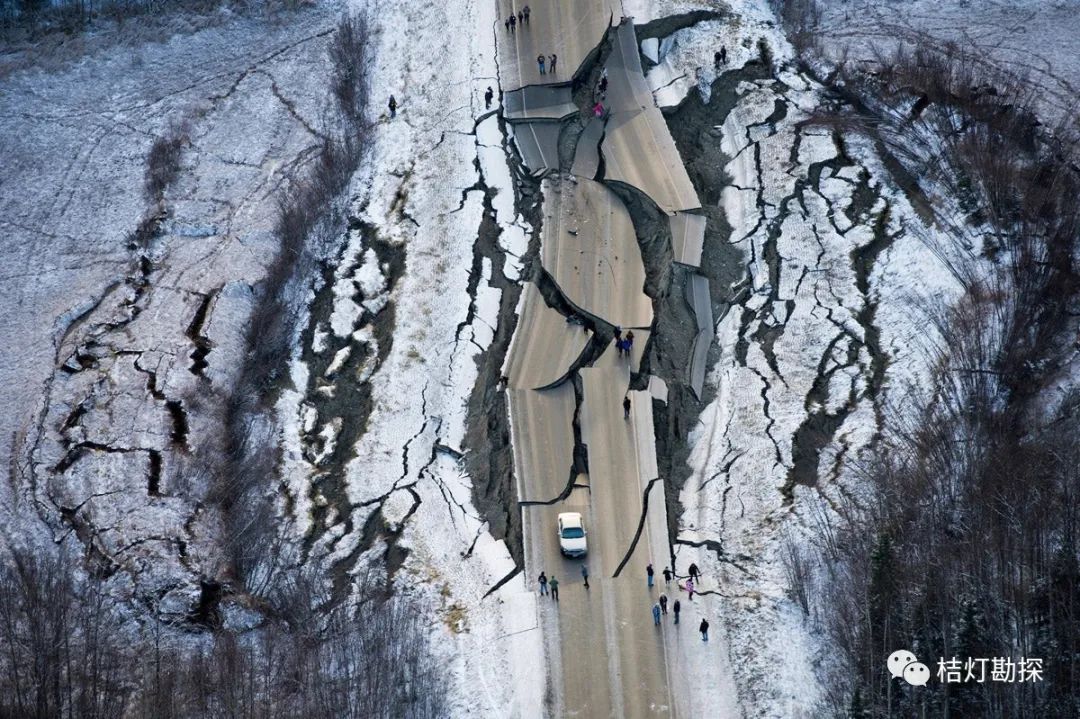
{"left": 561, "top": 527, "right": 584, "bottom": 539}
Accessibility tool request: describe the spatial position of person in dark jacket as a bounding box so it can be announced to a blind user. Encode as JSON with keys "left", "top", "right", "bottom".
{"left": 549, "top": 576, "right": 560, "bottom": 600}
{"left": 700, "top": 617, "right": 710, "bottom": 641}
{"left": 485, "top": 86, "right": 494, "bottom": 109}
{"left": 549, "top": 54, "right": 557, "bottom": 74}
{"left": 623, "top": 395, "right": 631, "bottom": 419}
{"left": 581, "top": 564, "right": 590, "bottom": 589}
{"left": 538, "top": 571, "right": 548, "bottom": 595}
{"left": 673, "top": 599, "right": 681, "bottom": 624}
{"left": 388, "top": 95, "right": 397, "bottom": 118}
{"left": 646, "top": 563, "right": 655, "bottom": 588}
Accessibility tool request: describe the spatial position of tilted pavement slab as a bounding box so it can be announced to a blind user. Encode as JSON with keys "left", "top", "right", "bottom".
{"left": 600, "top": 20, "right": 700, "bottom": 214}
{"left": 504, "top": 281, "right": 592, "bottom": 390}
{"left": 685, "top": 274, "right": 714, "bottom": 399}
{"left": 513, "top": 121, "right": 562, "bottom": 175}
{"left": 495, "top": 0, "right": 617, "bottom": 91}
{"left": 602, "top": 107, "right": 701, "bottom": 214}
{"left": 686, "top": 273, "right": 712, "bottom": 333}
{"left": 604, "top": 17, "right": 654, "bottom": 113}
{"left": 509, "top": 383, "right": 577, "bottom": 502}
{"left": 669, "top": 211, "right": 706, "bottom": 267}
{"left": 579, "top": 343, "right": 675, "bottom": 718}
{"left": 541, "top": 177, "right": 653, "bottom": 329}
{"left": 570, "top": 116, "right": 605, "bottom": 180}
{"left": 504, "top": 85, "right": 579, "bottom": 122}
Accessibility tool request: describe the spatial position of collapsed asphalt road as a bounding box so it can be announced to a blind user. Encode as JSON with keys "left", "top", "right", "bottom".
{"left": 494, "top": 3, "right": 715, "bottom": 716}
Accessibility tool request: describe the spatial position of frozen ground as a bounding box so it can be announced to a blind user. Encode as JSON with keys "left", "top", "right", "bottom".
{"left": 815, "top": 0, "right": 1080, "bottom": 125}
{"left": 1, "top": 5, "right": 340, "bottom": 610}
{"left": 1, "top": 0, "right": 535, "bottom": 713}
{"left": 2, "top": 0, "right": 1063, "bottom": 716}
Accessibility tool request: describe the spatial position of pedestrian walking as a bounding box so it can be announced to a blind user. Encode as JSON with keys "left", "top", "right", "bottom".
{"left": 689, "top": 562, "right": 700, "bottom": 581}
{"left": 626, "top": 330, "right": 634, "bottom": 352}
{"left": 714, "top": 50, "right": 722, "bottom": 69}
{"left": 549, "top": 54, "right": 557, "bottom": 74}
{"left": 599, "top": 75, "right": 608, "bottom": 94}
{"left": 700, "top": 617, "right": 710, "bottom": 641}
{"left": 581, "top": 564, "right": 590, "bottom": 589}
{"left": 505, "top": 17, "right": 510, "bottom": 32}
{"left": 646, "top": 563, "right": 655, "bottom": 588}
{"left": 663, "top": 566, "right": 672, "bottom": 584}
{"left": 485, "top": 86, "right": 494, "bottom": 109}
{"left": 538, "top": 571, "right": 548, "bottom": 595}
{"left": 593, "top": 101, "right": 605, "bottom": 118}
{"left": 686, "top": 578, "right": 695, "bottom": 601}
{"left": 673, "top": 599, "right": 681, "bottom": 624}
{"left": 509, "top": 14, "right": 516, "bottom": 32}
{"left": 720, "top": 46, "right": 727, "bottom": 64}
{"left": 388, "top": 95, "right": 397, "bottom": 119}
{"left": 652, "top": 602, "right": 662, "bottom": 626}
{"left": 517, "top": 10, "right": 523, "bottom": 26}
{"left": 623, "top": 395, "right": 631, "bottom": 419}
{"left": 537, "top": 54, "right": 546, "bottom": 75}
{"left": 523, "top": 5, "right": 530, "bottom": 24}
{"left": 659, "top": 594, "right": 668, "bottom": 614}
{"left": 614, "top": 326, "right": 623, "bottom": 340}
{"left": 550, "top": 576, "right": 560, "bottom": 601}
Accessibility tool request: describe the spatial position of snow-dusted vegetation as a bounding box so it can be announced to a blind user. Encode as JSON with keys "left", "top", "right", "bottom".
{"left": 2, "top": 0, "right": 1079, "bottom": 716}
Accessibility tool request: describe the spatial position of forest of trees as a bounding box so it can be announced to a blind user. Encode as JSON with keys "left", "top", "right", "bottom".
{"left": 800, "top": 39, "right": 1080, "bottom": 719}
{"left": 0, "top": 544, "right": 447, "bottom": 718}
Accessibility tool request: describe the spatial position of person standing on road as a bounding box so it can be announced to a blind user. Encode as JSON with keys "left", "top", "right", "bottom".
{"left": 652, "top": 602, "right": 662, "bottom": 626}
{"left": 550, "top": 576, "right": 560, "bottom": 601}
{"left": 700, "top": 617, "right": 710, "bottom": 641}
{"left": 523, "top": 5, "right": 530, "bottom": 24}
{"left": 646, "top": 563, "right": 655, "bottom": 588}
{"left": 686, "top": 577, "right": 695, "bottom": 601}
{"left": 537, "top": 54, "right": 546, "bottom": 75}
{"left": 388, "top": 95, "right": 397, "bottom": 119}
{"left": 659, "top": 594, "right": 668, "bottom": 614}
{"left": 549, "top": 54, "right": 557, "bottom": 74}
{"left": 581, "top": 564, "right": 590, "bottom": 589}
{"left": 485, "top": 86, "right": 494, "bottom": 109}
{"left": 623, "top": 395, "right": 631, "bottom": 419}
{"left": 509, "top": 14, "right": 516, "bottom": 32}
{"left": 538, "top": 571, "right": 548, "bottom": 595}
{"left": 689, "top": 562, "right": 700, "bottom": 581}
{"left": 720, "top": 46, "right": 727, "bottom": 64}
{"left": 663, "top": 566, "right": 672, "bottom": 584}
{"left": 673, "top": 599, "right": 681, "bottom": 624}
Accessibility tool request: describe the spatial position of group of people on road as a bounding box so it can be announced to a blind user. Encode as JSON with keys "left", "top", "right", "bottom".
{"left": 504, "top": 5, "right": 530, "bottom": 32}
{"left": 536, "top": 562, "right": 710, "bottom": 639}
{"left": 648, "top": 562, "right": 709, "bottom": 640}
{"left": 537, "top": 53, "right": 558, "bottom": 76}
{"left": 615, "top": 328, "right": 635, "bottom": 358}
{"left": 538, "top": 564, "right": 589, "bottom": 601}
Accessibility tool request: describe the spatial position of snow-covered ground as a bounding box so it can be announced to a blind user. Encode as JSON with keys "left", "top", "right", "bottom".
{"left": 5, "top": 0, "right": 1067, "bottom": 715}
{"left": 637, "top": 1, "right": 969, "bottom": 715}
{"left": 815, "top": 0, "right": 1080, "bottom": 125}
{"left": 1, "top": 6, "right": 340, "bottom": 611}
{"left": 1, "top": 0, "right": 539, "bottom": 712}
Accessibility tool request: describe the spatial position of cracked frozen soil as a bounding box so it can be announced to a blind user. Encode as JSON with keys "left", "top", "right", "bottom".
{"left": 2, "top": 0, "right": 1066, "bottom": 716}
